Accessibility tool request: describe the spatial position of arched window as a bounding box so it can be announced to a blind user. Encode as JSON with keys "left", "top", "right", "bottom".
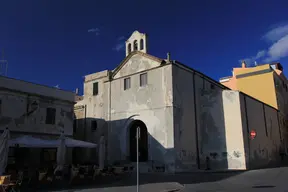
{"left": 133, "top": 40, "right": 138, "bottom": 51}
{"left": 128, "top": 43, "right": 132, "bottom": 54}
{"left": 140, "top": 39, "right": 144, "bottom": 50}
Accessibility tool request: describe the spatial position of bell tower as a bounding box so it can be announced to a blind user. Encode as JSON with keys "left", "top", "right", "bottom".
{"left": 125, "top": 31, "right": 148, "bottom": 56}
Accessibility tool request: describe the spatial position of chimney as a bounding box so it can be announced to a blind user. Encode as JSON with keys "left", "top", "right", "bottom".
{"left": 75, "top": 88, "right": 79, "bottom": 95}
{"left": 241, "top": 61, "right": 246, "bottom": 68}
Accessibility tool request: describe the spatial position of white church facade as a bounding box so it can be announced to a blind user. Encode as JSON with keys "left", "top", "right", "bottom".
{"left": 74, "top": 31, "right": 285, "bottom": 173}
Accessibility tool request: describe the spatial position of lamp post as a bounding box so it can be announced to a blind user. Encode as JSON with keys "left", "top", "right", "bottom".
{"left": 136, "top": 127, "right": 140, "bottom": 192}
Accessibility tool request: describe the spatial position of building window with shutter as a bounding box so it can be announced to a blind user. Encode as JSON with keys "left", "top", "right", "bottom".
{"left": 91, "top": 120, "right": 97, "bottom": 131}
{"left": 124, "top": 77, "right": 131, "bottom": 90}
{"left": 46, "top": 108, "right": 56, "bottom": 125}
{"left": 140, "top": 73, "right": 147, "bottom": 87}
{"left": 93, "top": 82, "right": 99, "bottom": 95}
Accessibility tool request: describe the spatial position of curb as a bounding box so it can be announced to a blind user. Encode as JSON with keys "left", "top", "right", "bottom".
{"left": 160, "top": 183, "right": 185, "bottom": 192}
{"left": 139, "top": 170, "right": 246, "bottom": 175}
{"left": 161, "top": 189, "right": 181, "bottom": 192}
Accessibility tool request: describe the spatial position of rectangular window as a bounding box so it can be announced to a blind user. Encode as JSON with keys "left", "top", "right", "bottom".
{"left": 46, "top": 108, "right": 56, "bottom": 125}
{"left": 91, "top": 120, "right": 97, "bottom": 131}
{"left": 93, "top": 82, "right": 99, "bottom": 95}
{"left": 140, "top": 73, "right": 147, "bottom": 87}
{"left": 124, "top": 77, "right": 131, "bottom": 90}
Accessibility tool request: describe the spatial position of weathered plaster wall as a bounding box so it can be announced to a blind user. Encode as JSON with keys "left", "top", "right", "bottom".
{"left": 171, "top": 65, "right": 197, "bottom": 172}
{"left": 74, "top": 105, "right": 86, "bottom": 140}
{"left": 278, "top": 112, "right": 288, "bottom": 153}
{"left": 0, "top": 91, "right": 74, "bottom": 136}
{"left": 221, "top": 91, "right": 246, "bottom": 170}
{"left": 172, "top": 64, "right": 232, "bottom": 171}
{"left": 75, "top": 70, "right": 110, "bottom": 161}
{"left": 273, "top": 73, "right": 288, "bottom": 151}
{"left": 113, "top": 54, "right": 160, "bottom": 79}
{"left": 84, "top": 70, "right": 109, "bottom": 121}
{"left": 197, "top": 77, "right": 228, "bottom": 170}
{"left": 0, "top": 80, "right": 75, "bottom": 165}
{"left": 109, "top": 62, "right": 174, "bottom": 171}
{"left": 241, "top": 94, "right": 282, "bottom": 169}
{"left": 0, "top": 76, "right": 75, "bottom": 102}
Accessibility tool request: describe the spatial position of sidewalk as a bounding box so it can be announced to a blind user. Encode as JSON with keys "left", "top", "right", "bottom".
{"left": 32, "top": 170, "right": 247, "bottom": 192}
{"left": 35, "top": 166, "right": 288, "bottom": 192}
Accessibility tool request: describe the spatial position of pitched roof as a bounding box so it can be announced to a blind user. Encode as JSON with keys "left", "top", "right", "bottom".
{"left": 111, "top": 51, "right": 165, "bottom": 78}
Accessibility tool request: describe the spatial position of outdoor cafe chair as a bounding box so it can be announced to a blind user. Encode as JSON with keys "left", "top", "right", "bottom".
{"left": 0, "top": 175, "right": 18, "bottom": 192}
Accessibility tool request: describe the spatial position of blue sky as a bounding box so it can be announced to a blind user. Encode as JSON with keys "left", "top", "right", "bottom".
{"left": 1, "top": 0, "right": 288, "bottom": 94}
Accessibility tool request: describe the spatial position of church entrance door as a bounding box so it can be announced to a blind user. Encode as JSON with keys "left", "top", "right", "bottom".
{"left": 129, "top": 120, "right": 148, "bottom": 162}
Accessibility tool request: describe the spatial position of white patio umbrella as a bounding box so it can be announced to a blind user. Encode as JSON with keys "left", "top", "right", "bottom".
{"left": 55, "top": 132, "right": 66, "bottom": 173}
{"left": 0, "top": 128, "right": 10, "bottom": 175}
{"left": 98, "top": 136, "right": 105, "bottom": 170}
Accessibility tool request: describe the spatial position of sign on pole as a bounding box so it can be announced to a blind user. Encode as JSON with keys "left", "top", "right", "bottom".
{"left": 250, "top": 130, "right": 256, "bottom": 140}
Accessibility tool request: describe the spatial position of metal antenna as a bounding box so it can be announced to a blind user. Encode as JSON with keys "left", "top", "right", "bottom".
{"left": 0, "top": 48, "right": 8, "bottom": 76}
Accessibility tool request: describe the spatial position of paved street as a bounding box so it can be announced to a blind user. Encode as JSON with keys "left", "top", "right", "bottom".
{"left": 46, "top": 167, "right": 288, "bottom": 192}
{"left": 183, "top": 167, "right": 288, "bottom": 192}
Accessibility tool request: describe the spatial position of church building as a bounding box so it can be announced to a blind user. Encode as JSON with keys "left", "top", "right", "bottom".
{"left": 74, "top": 31, "right": 284, "bottom": 173}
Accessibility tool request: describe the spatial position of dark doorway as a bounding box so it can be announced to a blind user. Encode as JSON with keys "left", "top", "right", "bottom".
{"left": 129, "top": 120, "right": 148, "bottom": 162}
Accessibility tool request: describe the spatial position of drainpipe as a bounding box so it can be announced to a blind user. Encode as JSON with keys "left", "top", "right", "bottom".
{"left": 107, "top": 73, "right": 112, "bottom": 164}
{"left": 243, "top": 96, "right": 250, "bottom": 169}
{"left": 26, "top": 95, "right": 30, "bottom": 115}
{"left": 84, "top": 105, "right": 87, "bottom": 141}
{"left": 193, "top": 72, "right": 200, "bottom": 169}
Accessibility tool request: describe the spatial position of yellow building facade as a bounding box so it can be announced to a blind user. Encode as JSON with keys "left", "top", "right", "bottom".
{"left": 219, "top": 62, "right": 288, "bottom": 129}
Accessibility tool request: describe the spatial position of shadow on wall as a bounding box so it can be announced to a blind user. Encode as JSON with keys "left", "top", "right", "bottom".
{"left": 74, "top": 93, "right": 287, "bottom": 171}
{"left": 241, "top": 93, "right": 285, "bottom": 169}
{"left": 171, "top": 65, "right": 230, "bottom": 172}
{"left": 73, "top": 117, "right": 108, "bottom": 164}
{"left": 71, "top": 116, "right": 245, "bottom": 190}
{"left": 74, "top": 117, "right": 176, "bottom": 171}
{"left": 73, "top": 89, "right": 230, "bottom": 171}
{"left": 198, "top": 87, "right": 228, "bottom": 170}
{"left": 107, "top": 118, "right": 180, "bottom": 172}
{"left": 74, "top": 109, "right": 228, "bottom": 173}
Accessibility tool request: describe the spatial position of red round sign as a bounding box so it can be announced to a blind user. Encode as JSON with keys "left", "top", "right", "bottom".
{"left": 250, "top": 130, "right": 256, "bottom": 139}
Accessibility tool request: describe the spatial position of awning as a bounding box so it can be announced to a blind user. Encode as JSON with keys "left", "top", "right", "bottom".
{"left": 8, "top": 135, "right": 97, "bottom": 148}
{"left": 8, "top": 135, "right": 57, "bottom": 148}
{"left": 64, "top": 138, "right": 97, "bottom": 148}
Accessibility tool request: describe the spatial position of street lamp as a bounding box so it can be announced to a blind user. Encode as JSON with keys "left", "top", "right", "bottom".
{"left": 136, "top": 127, "right": 140, "bottom": 192}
